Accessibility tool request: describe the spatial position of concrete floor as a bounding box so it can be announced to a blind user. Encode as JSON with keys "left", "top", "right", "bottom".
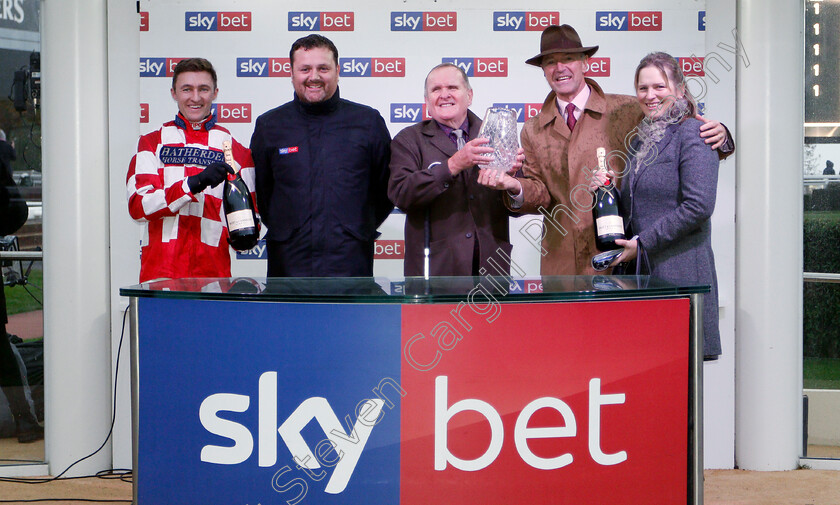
{"left": 0, "top": 465, "right": 837, "bottom": 504}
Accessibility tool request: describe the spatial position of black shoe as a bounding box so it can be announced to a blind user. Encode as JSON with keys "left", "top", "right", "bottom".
{"left": 15, "top": 415, "right": 43, "bottom": 443}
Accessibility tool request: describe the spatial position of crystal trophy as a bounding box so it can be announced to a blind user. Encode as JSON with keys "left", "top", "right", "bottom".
{"left": 477, "top": 107, "right": 519, "bottom": 173}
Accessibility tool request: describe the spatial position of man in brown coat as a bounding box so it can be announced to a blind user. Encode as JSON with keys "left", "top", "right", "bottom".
{"left": 498, "top": 25, "right": 733, "bottom": 275}
{"left": 388, "top": 63, "right": 523, "bottom": 277}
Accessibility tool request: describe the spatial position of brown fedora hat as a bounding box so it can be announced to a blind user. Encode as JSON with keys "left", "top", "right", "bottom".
{"left": 525, "top": 24, "right": 598, "bottom": 67}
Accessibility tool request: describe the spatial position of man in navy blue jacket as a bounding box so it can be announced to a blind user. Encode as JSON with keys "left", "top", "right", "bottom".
{"left": 250, "top": 34, "right": 393, "bottom": 277}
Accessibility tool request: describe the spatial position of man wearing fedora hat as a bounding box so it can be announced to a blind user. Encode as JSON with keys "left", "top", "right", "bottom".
{"left": 501, "top": 24, "right": 733, "bottom": 275}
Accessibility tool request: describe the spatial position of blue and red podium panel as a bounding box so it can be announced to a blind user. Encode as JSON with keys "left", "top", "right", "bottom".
{"left": 135, "top": 296, "right": 689, "bottom": 504}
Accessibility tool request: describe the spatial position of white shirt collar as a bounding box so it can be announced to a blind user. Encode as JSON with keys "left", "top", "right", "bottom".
{"left": 555, "top": 84, "right": 591, "bottom": 121}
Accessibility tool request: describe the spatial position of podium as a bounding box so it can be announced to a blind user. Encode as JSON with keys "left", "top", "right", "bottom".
{"left": 121, "top": 276, "right": 706, "bottom": 505}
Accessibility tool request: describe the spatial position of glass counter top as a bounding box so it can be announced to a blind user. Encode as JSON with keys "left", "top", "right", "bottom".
{"left": 120, "top": 276, "right": 709, "bottom": 304}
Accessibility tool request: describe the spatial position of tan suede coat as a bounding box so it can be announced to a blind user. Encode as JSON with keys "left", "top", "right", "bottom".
{"left": 511, "top": 78, "right": 644, "bottom": 275}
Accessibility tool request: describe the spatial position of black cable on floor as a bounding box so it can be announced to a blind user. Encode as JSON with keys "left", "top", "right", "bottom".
{"left": 0, "top": 306, "right": 134, "bottom": 499}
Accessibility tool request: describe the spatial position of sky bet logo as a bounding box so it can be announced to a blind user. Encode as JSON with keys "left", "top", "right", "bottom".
{"left": 585, "top": 57, "right": 611, "bottom": 77}
{"left": 236, "top": 58, "right": 291, "bottom": 77}
{"left": 442, "top": 57, "right": 507, "bottom": 77}
{"left": 596, "top": 11, "right": 662, "bottom": 31}
{"left": 139, "top": 58, "right": 185, "bottom": 77}
{"left": 390, "top": 104, "right": 431, "bottom": 123}
{"left": 493, "top": 11, "right": 559, "bottom": 31}
{"left": 199, "top": 371, "right": 385, "bottom": 494}
{"left": 288, "top": 12, "right": 353, "bottom": 31}
{"left": 374, "top": 240, "right": 404, "bottom": 259}
{"left": 185, "top": 11, "right": 251, "bottom": 31}
{"left": 340, "top": 58, "right": 405, "bottom": 77}
{"left": 210, "top": 104, "right": 251, "bottom": 124}
{"left": 391, "top": 12, "right": 456, "bottom": 31}
{"left": 492, "top": 103, "right": 542, "bottom": 123}
{"left": 235, "top": 239, "right": 266, "bottom": 260}
{"left": 677, "top": 57, "right": 705, "bottom": 76}
{"left": 139, "top": 103, "right": 149, "bottom": 123}
{"left": 698, "top": 11, "right": 706, "bottom": 31}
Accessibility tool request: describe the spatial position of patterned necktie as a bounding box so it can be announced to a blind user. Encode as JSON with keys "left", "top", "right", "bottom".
{"left": 565, "top": 103, "right": 577, "bottom": 132}
{"left": 452, "top": 129, "right": 466, "bottom": 150}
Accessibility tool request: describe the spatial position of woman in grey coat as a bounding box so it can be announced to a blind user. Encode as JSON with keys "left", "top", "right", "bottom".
{"left": 595, "top": 52, "right": 721, "bottom": 359}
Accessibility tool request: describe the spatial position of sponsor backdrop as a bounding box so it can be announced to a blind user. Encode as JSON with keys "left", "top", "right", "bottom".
{"left": 134, "top": 0, "right": 708, "bottom": 279}
{"left": 118, "top": 0, "right": 737, "bottom": 472}
{"left": 135, "top": 293, "right": 690, "bottom": 504}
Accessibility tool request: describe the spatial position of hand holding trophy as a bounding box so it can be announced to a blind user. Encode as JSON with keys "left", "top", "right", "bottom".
{"left": 477, "top": 107, "right": 520, "bottom": 173}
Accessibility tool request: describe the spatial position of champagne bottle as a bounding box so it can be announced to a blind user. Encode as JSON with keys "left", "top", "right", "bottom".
{"left": 222, "top": 141, "right": 260, "bottom": 251}
{"left": 592, "top": 147, "right": 625, "bottom": 251}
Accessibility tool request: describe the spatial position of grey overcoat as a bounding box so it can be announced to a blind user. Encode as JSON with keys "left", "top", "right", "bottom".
{"left": 622, "top": 117, "right": 721, "bottom": 357}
